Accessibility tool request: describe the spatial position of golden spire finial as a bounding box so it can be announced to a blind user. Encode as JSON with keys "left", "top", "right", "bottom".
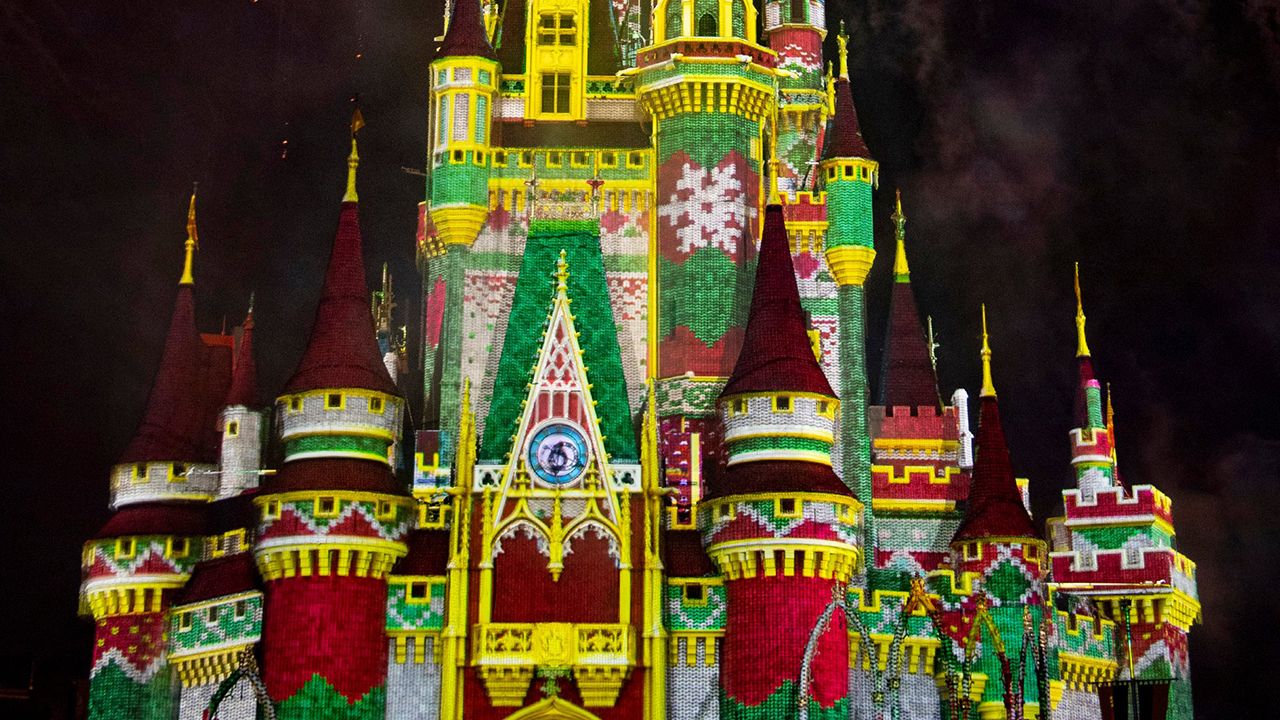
{"left": 891, "top": 188, "right": 910, "bottom": 280}
{"left": 555, "top": 249, "right": 569, "bottom": 294}
{"left": 1074, "top": 262, "right": 1091, "bottom": 358}
{"left": 343, "top": 136, "right": 360, "bottom": 203}
{"left": 825, "top": 61, "right": 836, "bottom": 109}
{"left": 767, "top": 123, "right": 782, "bottom": 205}
{"left": 179, "top": 183, "right": 198, "bottom": 285}
{"left": 1106, "top": 382, "right": 1119, "bottom": 472}
{"left": 980, "top": 304, "right": 996, "bottom": 397}
{"left": 837, "top": 21, "right": 850, "bottom": 79}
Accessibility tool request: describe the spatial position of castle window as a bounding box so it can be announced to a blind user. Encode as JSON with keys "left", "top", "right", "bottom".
{"left": 114, "top": 538, "right": 136, "bottom": 559}
{"left": 843, "top": 165, "right": 853, "bottom": 178}
{"left": 169, "top": 463, "right": 187, "bottom": 482}
{"left": 732, "top": 398, "right": 747, "bottom": 415}
{"left": 167, "top": 538, "right": 189, "bottom": 559}
{"left": 571, "top": 151, "right": 589, "bottom": 167}
{"left": 289, "top": 396, "right": 303, "bottom": 413}
{"left": 1025, "top": 544, "right": 1040, "bottom": 561}
{"left": 315, "top": 496, "right": 339, "bottom": 518}
{"left": 714, "top": 503, "right": 734, "bottom": 521}
{"left": 495, "top": 151, "right": 508, "bottom": 166}
{"left": 451, "top": 149, "right": 465, "bottom": 164}
{"left": 475, "top": 150, "right": 487, "bottom": 165}
{"left": 325, "top": 393, "right": 344, "bottom": 410}
{"left": 599, "top": 151, "right": 617, "bottom": 168}
{"left": 773, "top": 396, "right": 793, "bottom": 413}
{"left": 546, "top": 150, "right": 563, "bottom": 167}
{"left": 817, "top": 400, "right": 834, "bottom": 418}
{"left": 178, "top": 612, "right": 192, "bottom": 631}
{"left": 791, "top": 0, "right": 807, "bottom": 23}
{"left": 376, "top": 500, "right": 396, "bottom": 521}
{"left": 263, "top": 500, "right": 281, "bottom": 520}
{"left": 369, "top": 396, "right": 385, "bottom": 414}
{"left": 777, "top": 498, "right": 800, "bottom": 517}
{"left": 963, "top": 542, "right": 981, "bottom": 561}
{"left": 133, "top": 463, "right": 148, "bottom": 483}
{"left": 234, "top": 600, "right": 247, "bottom": 619}
{"left": 407, "top": 581, "right": 429, "bottom": 603}
{"left": 519, "top": 150, "right": 534, "bottom": 168}
{"left": 207, "top": 606, "right": 219, "bottom": 623}
{"left": 683, "top": 583, "right": 706, "bottom": 604}
{"left": 537, "top": 12, "right": 577, "bottom": 46}
{"left": 226, "top": 420, "right": 240, "bottom": 437}
{"left": 626, "top": 151, "right": 644, "bottom": 168}
{"left": 697, "top": 12, "right": 717, "bottom": 37}
{"left": 540, "top": 73, "right": 572, "bottom": 115}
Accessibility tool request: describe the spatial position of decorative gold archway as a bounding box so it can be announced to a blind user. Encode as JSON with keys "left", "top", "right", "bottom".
{"left": 504, "top": 696, "right": 602, "bottom": 720}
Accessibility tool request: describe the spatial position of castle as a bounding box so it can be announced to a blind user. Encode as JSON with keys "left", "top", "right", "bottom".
{"left": 78, "top": 1, "right": 1202, "bottom": 718}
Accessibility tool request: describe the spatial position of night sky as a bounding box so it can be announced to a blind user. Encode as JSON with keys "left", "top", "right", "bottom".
{"left": 2, "top": 1, "right": 1278, "bottom": 717}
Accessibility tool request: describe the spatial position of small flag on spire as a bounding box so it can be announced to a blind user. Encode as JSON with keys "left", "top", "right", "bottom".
{"left": 351, "top": 107, "right": 366, "bottom": 136}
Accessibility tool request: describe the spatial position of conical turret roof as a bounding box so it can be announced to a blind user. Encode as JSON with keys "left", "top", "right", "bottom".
{"left": 721, "top": 205, "right": 835, "bottom": 398}
{"left": 824, "top": 76, "right": 872, "bottom": 160}
{"left": 224, "top": 302, "right": 258, "bottom": 407}
{"left": 879, "top": 193, "right": 940, "bottom": 407}
{"left": 953, "top": 318, "right": 1039, "bottom": 542}
{"left": 119, "top": 195, "right": 214, "bottom": 464}
{"left": 283, "top": 144, "right": 399, "bottom": 396}
{"left": 436, "top": 0, "right": 496, "bottom": 60}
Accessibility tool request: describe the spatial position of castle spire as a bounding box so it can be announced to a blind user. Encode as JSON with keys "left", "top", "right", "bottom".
{"left": 878, "top": 190, "right": 939, "bottom": 408}
{"left": 119, "top": 195, "right": 210, "bottom": 463}
{"left": 225, "top": 295, "right": 258, "bottom": 408}
{"left": 283, "top": 130, "right": 398, "bottom": 396}
{"left": 1074, "top": 262, "right": 1091, "bottom": 358}
{"left": 436, "top": 0, "right": 496, "bottom": 60}
{"left": 953, "top": 313, "right": 1039, "bottom": 543}
{"left": 980, "top": 304, "right": 996, "bottom": 398}
{"left": 836, "top": 21, "right": 850, "bottom": 79}
{"left": 823, "top": 26, "right": 871, "bottom": 160}
{"left": 343, "top": 137, "right": 360, "bottom": 203}
{"left": 892, "top": 189, "right": 909, "bottom": 280}
{"left": 722, "top": 205, "right": 835, "bottom": 398}
{"left": 179, "top": 183, "right": 198, "bottom": 285}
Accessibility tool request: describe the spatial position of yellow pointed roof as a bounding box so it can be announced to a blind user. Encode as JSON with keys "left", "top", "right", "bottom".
{"left": 179, "top": 184, "right": 198, "bottom": 286}
{"left": 1074, "top": 262, "right": 1091, "bottom": 357}
{"left": 980, "top": 304, "right": 996, "bottom": 398}
{"left": 891, "top": 189, "right": 909, "bottom": 280}
{"left": 343, "top": 136, "right": 360, "bottom": 203}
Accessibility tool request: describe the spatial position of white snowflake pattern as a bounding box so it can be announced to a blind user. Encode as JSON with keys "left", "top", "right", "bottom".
{"left": 658, "top": 160, "right": 757, "bottom": 255}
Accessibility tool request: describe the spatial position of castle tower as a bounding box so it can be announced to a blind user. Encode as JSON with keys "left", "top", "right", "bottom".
{"left": 167, "top": 494, "right": 265, "bottom": 720}
{"left": 948, "top": 308, "right": 1048, "bottom": 718}
{"left": 1049, "top": 270, "right": 1201, "bottom": 719}
{"left": 423, "top": 0, "right": 500, "bottom": 455}
{"left": 254, "top": 137, "right": 413, "bottom": 719}
{"left": 637, "top": 0, "right": 777, "bottom": 548}
{"left": 866, "top": 192, "right": 971, "bottom": 576}
{"left": 217, "top": 299, "right": 267, "bottom": 498}
{"left": 818, "top": 32, "right": 878, "bottom": 550}
{"left": 702, "top": 204, "right": 862, "bottom": 719}
{"left": 80, "top": 189, "right": 222, "bottom": 719}
{"left": 764, "top": 0, "right": 829, "bottom": 191}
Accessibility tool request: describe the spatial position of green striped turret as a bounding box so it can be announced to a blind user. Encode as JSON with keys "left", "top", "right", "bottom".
{"left": 819, "top": 31, "right": 878, "bottom": 556}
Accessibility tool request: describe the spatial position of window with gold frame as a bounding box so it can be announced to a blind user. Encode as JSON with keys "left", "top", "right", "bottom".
{"left": 536, "top": 12, "right": 577, "bottom": 46}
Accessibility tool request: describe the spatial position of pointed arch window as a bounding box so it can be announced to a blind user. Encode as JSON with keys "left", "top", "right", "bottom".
{"left": 698, "top": 12, "right": 718, "bottom": 37}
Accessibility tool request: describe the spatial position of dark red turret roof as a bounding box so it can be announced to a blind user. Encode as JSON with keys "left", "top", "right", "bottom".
{"left": 710, "top": 461, "right": 852, "bottom": 500}
{"left": 721, "top": 205, "right": 835, "bottom": 398}
{"left": 267, "top": 457, "right": 403, "bottom": 495}
{"left": 225, "top": 307, "right": 258, "bottom": 407}
{"left": 284, "top": 200, "right": 400, "bottom": 396}
{"left": 952, "top": 396, "right": 1040, "bottom": 542}
{"left": 93, "top": 501, "right": 209, "bottom": 539}
{"left": 823, "top": 77, "right": 871, "bottom": 160}
{"left": 879, "top": 281, "right": 940, "bottom": 408}
{"left": 119, "top": 286, "right": 210, "bottom": 464}
{"left": 175, "top": 553, "right": 261, "bottom": 605}
{"left": 198, "top": 341, "right": 233, "bottom": 460}
{"left": 436, "top": 0, "right": 496, "bottom": 60}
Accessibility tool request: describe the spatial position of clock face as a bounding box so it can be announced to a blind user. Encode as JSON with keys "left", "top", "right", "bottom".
{"left": 527, "top": 423, "right": 588, "bottom": 486}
